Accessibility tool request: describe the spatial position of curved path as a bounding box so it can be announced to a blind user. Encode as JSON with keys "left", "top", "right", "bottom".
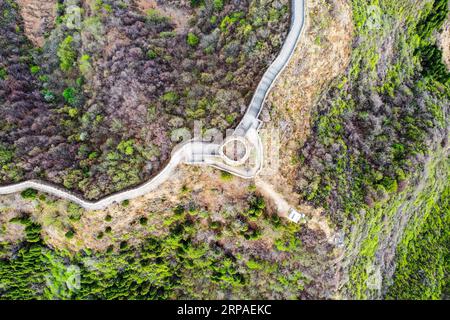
{"left": 0, "top": 0, "right": 306, "bottom": 210}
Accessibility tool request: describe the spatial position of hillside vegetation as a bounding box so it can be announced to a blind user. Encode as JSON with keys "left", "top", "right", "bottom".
{"left": 0, "top": 187, "right": 335, "bottom": 299}
{"left": 0, "top": 0, "right": 289, "bottom": 199}
{"left": 0, "top": 0, "right": 448, "bottom": 301}
{"left": 294, "top": 0, "right": 449, "bottom": 299}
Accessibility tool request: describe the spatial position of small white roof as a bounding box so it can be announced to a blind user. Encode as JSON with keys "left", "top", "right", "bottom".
{"left": 287, "top": 208, "right": 305, "bottom": 223}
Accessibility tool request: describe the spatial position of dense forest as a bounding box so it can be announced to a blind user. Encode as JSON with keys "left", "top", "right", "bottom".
{"left": 0, "top": 0, "right": 289, "bottom": 199}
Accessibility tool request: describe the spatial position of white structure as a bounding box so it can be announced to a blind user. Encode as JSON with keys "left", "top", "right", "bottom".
{"left": 287, "top": 208, "right": 305, "bottom": 223}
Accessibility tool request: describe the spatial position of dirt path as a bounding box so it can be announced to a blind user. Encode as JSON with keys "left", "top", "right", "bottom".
{"left": 257, "top": 177, "right": 338, "bottom": 243}
{"left": 438, "top": 17, "right": 450, "bottom": 69}
{"left": 256, "top": 178, "right": 291, "bottom": 218}
{"left": 16, "top": 0, "right": 57, "bottom": 46}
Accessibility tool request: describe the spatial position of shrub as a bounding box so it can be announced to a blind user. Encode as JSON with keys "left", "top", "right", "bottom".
{"left": 271, "top": 215, "right": 281, "bottom": 228}
{"left": 139, "top": 217, "right": 148, "bottom": 226}
{"left": 57, "top": 36, "right": 77, "bottom": 72}
{"left": 246, "top": 259, "right": 262, "bottom": 270}
{"left": 146, "top": 9, "right": 168, "bottom": 23}
{"left": 79, "top": 54, "right": 92, "bottom": 75}
{"left": 210, "top": 221, "right": 221, "bottom": 229}
{"left": 42, "top": 89, "right": 55, "bottom": 102}
{"left": 159, "top": 31, "right": 176, "bottom": 38}
{"left": 0, "top": 67, "right": 7, "bottom": 80}
{"left": 21, "top": 188, "right": 38, "bottom": 200}
{"left": 213, "top": 0, "right": 224, "bottom": 11}
{"left": 147, "top": 49, "right": 158, "bottom": 59}
{"left": 187, "top": 33, "right": 200, "bottom": 47}
{"left": 30, "top": 65, "right": 40, "bottom": 75}
{"left": 225, "top": 113, "right": 236, "bottom": 124}
{"left": 65, "top": 230, "right": 75, "bottom": 239}
{"left": 220, "top": 171, "right": 233, "bottom": 181}
{"left": 161, "top": 91, "right": 179, "bottom": 104}
{"left": 68, "top": 202, "right": 83, "bottom": 221}
{"left": 174, "top": 205, "right": 185, "bottom": 216}
{"left": 220, "top": 12, "right": 243, "bottom": 32}
{"left": 117, "top": 140, "right": 134, "bottom": 156}
{"left": 190, "top": 0, "right": 204, "bottom": 8}
{"left": 0, "top": 144, "right": 13, "bottom": 165}
{"left": 243, "top": 228, "right": 261, "bottom": 240}
{"left": 67, "top": 108, "right": 78, "bottom": 118}
{"left": 63, "top": 87, "right": 77, "bottom": 105}
{"left": 120, "top": 241, "right": 128, "bottom": 250}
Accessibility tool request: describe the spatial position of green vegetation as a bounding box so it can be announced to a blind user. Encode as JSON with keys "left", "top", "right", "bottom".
{"left": 20, "top": 188, "right": 38, "bottom": 200}
{"left": 0, "top": 197, "right": 312, "bottom": 299}
{"left": 139, "top": 217, "right": 148, "bottom": 226}
{"left": 0, "top": 144, "right": 13, "bottom": 166}
{"left": 244, "top": 196, "right": 265, "bottom": 221}
{"left": 147, "top": 49, "right": 158, "bottom": 59}
{"left": 146, "top": 9, "right": 169, "bottom": 23}
{"left": 190, "top": 0, "right": 204, "bottom": 8}
{"left": 300, "top": 0, "right": 449, "bottom": 219}
{"left": 0, "top": 67, "right": 7, "bottom": 80}
{"left": 161, "top": 91, "right": 179, "bottom": 104}
{"left": 220, "top": 12, "right": 244, "bottom": 32}
{"left": 415, "top": 0, "right": 450, "bottom": 84}
{"left": 79, "top": 54, "right": 92, "bottom": 76}
{"left": 220, "top": 170, "right": 233, "bottom": 181}
{"left": 387, "top": 183, "right": 449, "bottom": 299}
{"left": 68, "top": 203, "right": 83, "bottom": 222}
{"left": 65, "top": 230, "right": 75, "bottom": 239}
{"left": 62, "top": 87, "right": 79, "bottom": 106}
{"left": 30, "top": 65, "right": 40, "bottom": 75}
{"left": 1, "top": 0, "right": 447, "bottom": 301}
{"left": 0, "top": 0, "right": 290, "bottom": 200}
{"left": 295, "top": 0, "right": 449, "bottom": 299}
{"left": 0, "top": 217, "right": 47, "bottom": 299}
{"left": 187, "top": 32, "right": 200, "bottom": 47}
{"left": 0, "top": 144, "right": 22, "bottom": 182}
{"left": 117, "top": 140, "right": 135, "bottom": 156}
{"left": 213, "top": 0, "right": 224, "bottom": 11}
{"left": 346, "top": 150, "right": 449, "bottom": 299}
{"left": 57, "top": 36, "right": 77, "bottom": 72}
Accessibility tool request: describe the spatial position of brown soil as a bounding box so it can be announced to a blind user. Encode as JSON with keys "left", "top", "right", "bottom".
{"left": 136, "top": 0, "right": 190, "bottom": 32}
{"left": 0, "top": 162, "right": 334, "bottom": 258}
{"left": 259, "top": 0, "right": 353, "bottom": 227}
{"left": 0, "top": 165, "right": 254, "bottom": 252}
{"left": 0, "top": 205, "right": 25, "bottom": 246}
{"left": 16, "top": 0, "right": 57, "bottom": 46}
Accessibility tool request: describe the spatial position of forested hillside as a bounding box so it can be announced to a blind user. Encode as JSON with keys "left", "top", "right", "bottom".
{"left": 0, "top": 0, "right": 448, "bottom": 301}
{"left": 295, "top": 0, "right": 449, "bottom": 299}
{"left": 0, "top": 188, "right": 334, "bottom": 299}
{"left": 0, "top": 0, "right": 289, "bottom": 199}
